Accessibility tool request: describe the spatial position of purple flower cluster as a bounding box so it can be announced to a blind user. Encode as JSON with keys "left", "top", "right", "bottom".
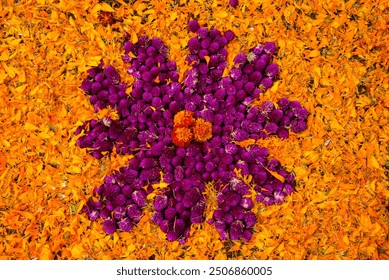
{"left": 152, "top": 179, "right": 206, "bottom": 243}
{"left": 77, "top": 20, "right": 309, "bottom": 243}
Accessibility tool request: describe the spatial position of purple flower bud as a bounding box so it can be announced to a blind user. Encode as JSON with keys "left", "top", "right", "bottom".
{"left": 214, "top": 220, "right": 226, "bottom": 233}
{"left": 152, "top": 211, "right": 164, "bottom": 225}
{"left": 159, "top": 220, "right": 170, "bottom": 233}
{"left": 103, "top": 219, "right": 116, "bottom": 235}
{"left": 239, "top": 198, "right": 254, "bottom": 210}
{"left": 154, "top": 195, "right": 168, "bottom": 211}
{"left": 265, "top": 122, "right": 278, "bottom": 134}
{"left": 265, "top": 63, "right": 279, "bottom": 78}
{"left": 100, "top": 208, "right": 110, "bottom": 219}
{"left": 295, "top": 107, "right": 309, "bottom": 120}
{"left": 264, "top": 41, "right": 277, "bottom": 55}
{"left": 232, "top": 128, "right": 249, "bottom": 142}
{"left": 132, "top": 190, "right": 146, "bottom": 207}
{"left": 212, "top": 209, "right": 225, "bottom": 221}
{"left": 275, "top": 127, "right": 288, "bottom": 139}
{"left": 80, "top": 79, "right": 93, "bottom": 92}
{"left": 127, "top": 204, "right": 142, "bottom": 222}
{"left": 260, "top": 77, "right": 274, "bottom": 90}
{"left": 243, "top": 212, "right": 256, "bottom": 227}
{"left": 249, "top": 71, "right": 263, "bottom": 85}
{"left": 290, "top": 120, "right": 307, "bottom": 133}
{"left": 225, "top": 191, "right": 242, "bottom": 207}
{"left": 88, "top": 210, "right": 99, "bottom": 221}
{"left": 254, "top": 60, "right": 267, "bottom": 74}
{"left": 230, "top": 68, "right": 242, "bottom": 80}
{"left": 229, "top": 220, "right": 244, "bottom": 240}
{"left": 274, "top": 191, "right": 285, "bottom": 203}
{"left": 269, "top": 109, "right": 284, "bottom": 123}
{"left": 231, "top": 205, "right": 245, "bottom": 220}
{"left": 113, "top": 194, "right": 127, "bottom": 207}
{"left": 164, "top": 207, "right": 176, "bottom": 220}
{"left": 244, "top": 82, "right": 255, "bottom": 94}
{"left": 224, "top": 30, "right": 235, "bottom": 42}
{"left": 123, "top": 41, "right": 135, "bottom": 54}
{"left": 183, "top": 188, "right": 202, "bottom": 208}
{"left": 253, "top": 44, "right": 264, "bottom": 55}
{"left": 188, "top": 20, "right": 200, "bottom": 32}
{"left": 140, "top": 157, "right": 157, "bottom": 169}
{"left": 234, "top": 53, "right": 246, "bottom": 65}
{"left": 113, "top": 206, "right": 126, "bottom": 220}
{"left": 190, "top": 210, "right": 204, "bottom": 224}
{"left": 229, "top": 0, "right": 239, "bottom": 7}
{"left": 277, "top": 97, "right": 290, "bottom": 111}
{"left": 283, "top": 183, "right": 294, "bottom": 195}
{"left": 198, "top": 49, "right": 208, "bottom": 59}
{"left": 173, "top": 218, "right": 186, "bottom": 233}
{"left": 242, "top": 229, "right": 253, "bottom": 242}
{"left": 197, "top": 27, "right": 208, "bottom": 39}
{"left": 118, "top": 217, "right": 133, "bottom": 232}
{"left": 260, "top": 101, "right": 275, "bottom": 116}
{"left": 262, "top": 196, "right": 275, "bottom": 206}
{"left": 167, "top": 231, "right": 179, "bottom": 241}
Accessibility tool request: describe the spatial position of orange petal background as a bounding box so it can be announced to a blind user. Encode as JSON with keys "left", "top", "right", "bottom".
{"left": 0, "top": 0, "right": 388, "bottom": 260}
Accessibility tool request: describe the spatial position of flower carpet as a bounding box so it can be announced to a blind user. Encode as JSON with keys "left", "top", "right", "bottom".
{"left": 0, "top": 0, "right": 388, "bottom": 260}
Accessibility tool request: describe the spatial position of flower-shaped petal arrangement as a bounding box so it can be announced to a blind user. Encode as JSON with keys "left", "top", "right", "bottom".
{"left": 77, "top": 21, "right": 309, "bottom": 243}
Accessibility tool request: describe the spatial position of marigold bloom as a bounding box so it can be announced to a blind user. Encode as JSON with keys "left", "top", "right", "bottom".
{"left": 192, "top": 118, "right": 213, "bottom": 143}
{"left": 173, "top": 110, "right": 194, "bottom": 127}
{"left": 171, "top": 126, "right": 193, "bottom": 147}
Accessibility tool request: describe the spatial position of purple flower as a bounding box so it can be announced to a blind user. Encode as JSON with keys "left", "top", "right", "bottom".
{"left": 214, "top": 221, "right": 226, "bottom": 233}
{"left": 243, "top": 212, "right": 256, "bottom": 227}
{"left": 196, "top": 27, "right": 208, "bottom": 39}
{"left": 188, "top": 20, "right": 200, "bottom": 32}
{"left": 230, "top": 68, "right": 242, "bottom": 80}
{"left": 239, "top": 198, "right": 254, "bottom": 210}
{"left": 229, "top": 220, "right": 244, "bottom": 240}
{"left": 260, "top": 77, "right": 274, "bottom": 90}
{"left": 274, "top": 191, "right": 285, "bottom": 203}
{"left": 132, "top": 190, "right": 146, "bottom": 207}
{"left": 113, "top": 194, "right": 126, "bottom": 207}
{"left": 167, "top": 231, "right": 179, "bottom": 241}
{"left": 260, "top": 101, "right": 275, "bottom": 116}
{"left": 234, "top": 53, "right": 247, "bottom": 65}
{"left": 265, "top": 122, "right": 278, "bottom": 134}
{"left": 113, "top": 206, "right": 126, "bottom": 220}
{"left": 294, "top": 107, "right": 309, "bottom": 120}
{"left": 290, "top": 120, "right": 308, "bottom": 133}
{"left": 224, "top": 30, "right": 235, "bottom": 42}
{"left": 127, "top": 204, "right": 142, "bottom": 222}
{"left": 265, "top": 63, "right": 279, "bottom": 78}
{"left": 103, "top": 219, "right": 116, "bottom": 235}
{"left": 229, "top": 0, "right": 239, "bottom": 7}
{"left": 263, "top": 42, "right": 277, "bottom": 55}
{"left": 173, "top": 219, "right": 186, "bottom": 233}
{"left": 88, "top": 210, "right": 99, "bottom": 221}
{"left": 154, "top": 195, "right": 168, "bottom": 211}
{"left": 164, "top": 207, "right": 176, "bottom": 220}
{"left": 269, "top": 109, "right": 284, "bottom": 123}
{"left": 118, "top": 217, "right": 133, "bottom": 232}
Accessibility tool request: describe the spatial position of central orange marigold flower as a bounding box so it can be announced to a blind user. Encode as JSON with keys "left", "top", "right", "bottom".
{"left": 173, "top": 110, "right": 194, "bottom": 127}
{"left": 171, "top": 110, "right": 213, "bottom": 147}
{"left": 192, "top": 118, "right": 212, "bottom": 143}
{"left": 171, "top": 127, "right": 193, "bottom": 147}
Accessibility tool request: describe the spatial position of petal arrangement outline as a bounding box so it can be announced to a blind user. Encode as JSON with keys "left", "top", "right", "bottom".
{"left": 77, "top": 21, "right": 309, "bottom": 243}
